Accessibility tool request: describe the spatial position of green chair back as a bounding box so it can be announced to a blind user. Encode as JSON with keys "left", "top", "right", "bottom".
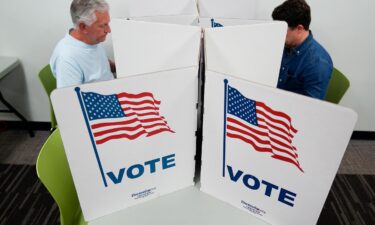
{"left": 38, "top": 65, "right": 57, "bottom": 129}
{"left": 36, "top": 129, "right": 87, "bottom": 225}
{"left": 325, "top": 67, "right": 350, "bottom": 104}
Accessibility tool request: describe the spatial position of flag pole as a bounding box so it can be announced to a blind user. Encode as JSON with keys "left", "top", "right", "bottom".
{"left": 222, "top": 79, "right": 228, "bottom": 177}
{"left": 75, "top": 87, "right": 108, "bottom": 187}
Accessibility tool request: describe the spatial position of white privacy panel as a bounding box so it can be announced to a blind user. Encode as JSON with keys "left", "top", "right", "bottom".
{"left": 51, "top": 68, "right": 198, "bottom": 220}
{"left": 112, "top": 19, "right": 201, "bottom": 77}
{"left": 204, "top": 21, "right": 286, "bottom": 87}
{"left": 201, "top": 71, "right": 357, "bottom": 225}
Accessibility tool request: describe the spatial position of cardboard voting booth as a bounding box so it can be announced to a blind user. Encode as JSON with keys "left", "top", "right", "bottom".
{"left": 202, "top": 19, "right": 286, "bottom": 86}
{"left": 128, "top": 0, "right": 198, "bottom": 18}
{"left": 112, "top": 1, "right": 285, "bottom": 83}
{"left": 198, "top": 0, "right": 257, "bottom": 19}
{"left": 51, "top": 70, "right": 198, "bottom": 220}
{"left": 200, "top": 72, "right": 357, "bottom": 225}
{"left": 126, "top": 0, "right": 199, "bottom": 25}
{"left": 111, "top": 19, "right": 201, "bottom": 78}
{"left": 51, "top": 3, "right": 358, "bottom": 224}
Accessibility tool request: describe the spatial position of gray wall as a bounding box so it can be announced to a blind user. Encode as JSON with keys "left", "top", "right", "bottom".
{"left": 1, "top": 0, "right": 374, "bottom": 131}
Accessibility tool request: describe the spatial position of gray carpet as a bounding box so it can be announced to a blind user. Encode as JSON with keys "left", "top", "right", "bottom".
{"left": 0, "top": 164, "right": 374, "bottom": 225}
{"left": 0, "top": 129, "right": 50, "bottom": 165}
{"left": 338, "top": 140, "right": 375, "bottom": 174}
{"left": 317, "top": 174, "right": 375, "bottom": 225}
{"left": 0, "top": 164, "right": 59, "bottom": 225}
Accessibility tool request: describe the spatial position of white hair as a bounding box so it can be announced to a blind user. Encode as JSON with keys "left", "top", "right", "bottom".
{"left": 70, "top": 0, "right": 109, "bottom": 27}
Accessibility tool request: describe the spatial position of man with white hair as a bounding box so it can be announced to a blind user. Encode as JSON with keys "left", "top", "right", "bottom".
{"left": 50, "top": 0, "right": 115, "bottom": 88}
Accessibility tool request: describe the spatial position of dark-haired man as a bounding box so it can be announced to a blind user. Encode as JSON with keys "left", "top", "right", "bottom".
{"left": 272, "top": 0, "right": 333, "bottom": 99}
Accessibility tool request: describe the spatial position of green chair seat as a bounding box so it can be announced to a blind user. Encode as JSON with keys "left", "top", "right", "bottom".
{"left": 325, "top": 67, "right": 350, "bottom": 104}
{"left": 36, "top": 129, "right": 87, "bottom": 225}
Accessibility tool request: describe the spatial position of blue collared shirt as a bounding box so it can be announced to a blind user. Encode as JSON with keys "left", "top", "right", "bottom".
{"left": 277, "top": 33, "right": 333, "bottom": 99}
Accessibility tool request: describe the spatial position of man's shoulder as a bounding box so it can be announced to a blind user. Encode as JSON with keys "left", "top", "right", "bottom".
{"left": 54, "top": 35, "right": 74, "bottom": 53}
{"left": 53, "top": 36, "right": 91, "bottom": 61}
{"left": 303, "top": 39, "right": 333, "bottom": 80}
{"left": 309, "top": 38, "right": 332, "bottom": 61}
{"left": 301, "top": 38, "right": 332, "bottom": 71}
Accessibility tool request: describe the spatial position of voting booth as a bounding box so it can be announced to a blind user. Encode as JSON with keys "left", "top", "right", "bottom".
{"left": 198, "top": 18, "right": 357, "bottom": 225}
{"left": 51, "top": 70, "right": 198, "bottom": 220}
{"left": 197, "top": 0, "right": 257, "bottom": 19}
{"left": 51, "top": 1, "right": 358, "bottom": 224}
{"left": 202, "top": 19, "right": 286, "bottom": 86}
{"left": 111, "top": 19, "right": 201, "bottom": 78}
{"left": 125, "top": 0, "right": 199, "bottom": 25}
{"left": 200, "top": 73, "right": 357, "bottom": 225}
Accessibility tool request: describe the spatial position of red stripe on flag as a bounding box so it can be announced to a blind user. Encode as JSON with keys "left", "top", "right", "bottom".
{"left": 119, "top": 99, "right": 160, "bottom": 106}
{"left": 123, "top": 106, "right": 160, "bottom": 111}
{"left": 117, "top": 92, "right": 161, "bottom": 104}
{"left": 227, "top": 112, "right": 301, "bottom": 172}
{"left": 91, "top": 118, "right": 138, "bottom": 129}
{"left": 227, "top": 132, "right": 272, "bottom": 153}
{"left": 92, "top": 123, "right": 143, "bottom": 137}
{"left": 227, "top": 124, "right": 269, "bottom": 145}
{"left": 146, "top": 128, "right": 175, "bottom": 137}
{"left": 95, "top": 130, "right": 147, "bottom": 144}
{"left": 258, "top": 117, "right": 294, "bottom": 140}
{"left": 90, "top": 91, "right": 173, "bottom": 144}
{"left": 256, "top": 102, "right": 298, "bottom": 133}
{"left": 256, "top": 109, "right": 296, "bottom": 137}
{"left": 227, "top": 116, "right": 298, "bottom": 159}
{"left": 272, "top": 155, "right": 304, "bottom": 172}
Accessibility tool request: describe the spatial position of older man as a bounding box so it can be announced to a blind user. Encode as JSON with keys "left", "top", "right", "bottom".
{"left": 272, "top": 0, "right": 333, "bottom": 99}
{"left": 50, "top": 0, "right": 115, "bottom": 88}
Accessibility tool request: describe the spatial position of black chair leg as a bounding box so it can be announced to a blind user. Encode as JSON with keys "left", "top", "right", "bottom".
{"left": 0, "top": 91, "right": 34, "bottom": 137}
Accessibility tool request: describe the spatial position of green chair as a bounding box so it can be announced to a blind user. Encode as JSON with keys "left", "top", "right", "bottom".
{"left": 38, "top": 65, "right": 57, "bottom": 130}
{"left": 36, "top": 129, "right": 87, "bottom": 225}
{"left": 325, "top": 67, "right": 350, "bottom": 104}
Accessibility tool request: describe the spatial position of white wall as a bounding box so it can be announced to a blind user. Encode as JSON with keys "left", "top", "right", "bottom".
{"left": 1, "top": 0, "right": 374, "bottom": 131}
{"left": 1, "top": 1, "right": 70, "bottom": 121}
{"left": 0, "top": 0, "right": 126, "bottom": 122}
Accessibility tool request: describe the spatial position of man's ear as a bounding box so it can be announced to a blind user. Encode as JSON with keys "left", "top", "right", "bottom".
{"left": 78, "top": 22, "right": 88, "bottom": 33}
{"left": 297, "top": 24, "right": 305, "bottom": 31}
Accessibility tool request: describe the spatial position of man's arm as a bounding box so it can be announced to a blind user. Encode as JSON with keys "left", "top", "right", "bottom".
{"left": 55, "top": 57, "right": 83, "bottom": 88}
{"left": 302, "top": 61, "right": 333, "bottom": 100}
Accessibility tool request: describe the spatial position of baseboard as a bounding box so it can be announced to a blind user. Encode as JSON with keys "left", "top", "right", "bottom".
{"left": 0, "top": 121, "right": 51, "bottom": 131}
{"left": 351, "top": 131, "right": 375, "bottom": 140}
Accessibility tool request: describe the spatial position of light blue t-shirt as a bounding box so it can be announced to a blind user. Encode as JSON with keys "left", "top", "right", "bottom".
{"left": 50, "top": 32, "right": 114, "bottom": 88}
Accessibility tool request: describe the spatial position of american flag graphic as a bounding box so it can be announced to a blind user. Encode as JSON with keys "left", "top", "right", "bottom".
{"left": 226, "top": 85, "right": 303, "bottom": 172}
{"left": 81, "top": 91, "right": 174, "bottom": 145}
